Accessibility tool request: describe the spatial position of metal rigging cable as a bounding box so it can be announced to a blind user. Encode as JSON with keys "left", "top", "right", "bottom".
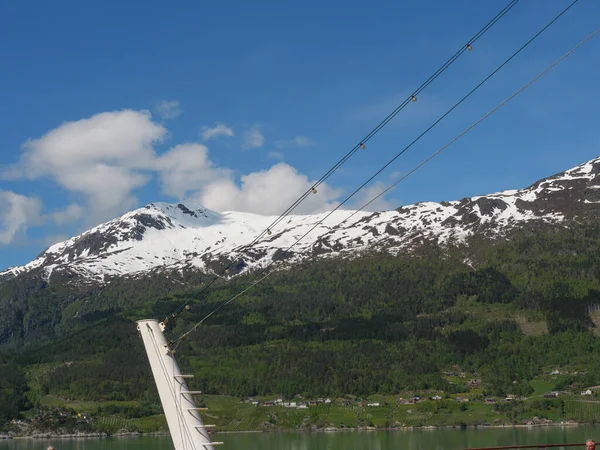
{"left": 163, "top": 0, "right": 521, "bottom": 324}
{"left": 343, "top": 24, "right": 600, "bottom": 243}
{"left": 169, "top": 0, "right": 587, "bottom": 347}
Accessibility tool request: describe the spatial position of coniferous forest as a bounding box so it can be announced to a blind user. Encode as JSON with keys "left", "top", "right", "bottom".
{"left": 3, "top": 222, "right": 600, "bottom": 431}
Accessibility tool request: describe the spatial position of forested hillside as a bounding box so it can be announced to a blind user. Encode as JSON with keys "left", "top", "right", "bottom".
{"left": 2, "top": 221, "right": 600, "bottom": 431}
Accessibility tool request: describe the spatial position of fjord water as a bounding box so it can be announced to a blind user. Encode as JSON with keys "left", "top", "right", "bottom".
{"left": 1, "top": 426, "right": 599, "bottom": 450}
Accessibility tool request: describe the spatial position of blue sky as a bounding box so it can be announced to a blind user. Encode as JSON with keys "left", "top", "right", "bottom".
{"left": 1, "top": 0, "right": 599, "bottom": 271}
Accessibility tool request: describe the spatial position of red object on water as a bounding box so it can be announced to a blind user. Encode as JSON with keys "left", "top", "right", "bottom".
{"left": 466, "top": 444, "right": 596, "bottom": 450}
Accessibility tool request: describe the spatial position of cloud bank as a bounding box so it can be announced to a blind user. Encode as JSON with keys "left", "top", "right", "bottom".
{"left": 275, "top": 135, "right": 313, "bottom": 149}
{"left": 200, "top": 123, "right": 234, "bottom": 142}
{"left": 2, "top": 109, "right": 398, "bottom": 246}
{"left": 241, "top": 126, "right": 264, "bottom": 150}
{"left": 0, "top": 190, "right": 43, "bottom": 246}
{"left": 155, "top": 100, "right": 182, "bottom": 120}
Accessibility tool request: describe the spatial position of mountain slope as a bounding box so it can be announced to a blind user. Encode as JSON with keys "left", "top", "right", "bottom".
{"left": 2, "top": 156, "right": 600, "bottom": 286}
{"left": 0, "top": 203, "right": 377, "bottom": 283}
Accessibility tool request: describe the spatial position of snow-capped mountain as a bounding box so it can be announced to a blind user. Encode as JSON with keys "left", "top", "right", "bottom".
{"left": 2, "top": 156, "right": 600, "bottom": 285}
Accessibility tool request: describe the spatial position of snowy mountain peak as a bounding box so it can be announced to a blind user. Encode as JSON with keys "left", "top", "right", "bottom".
{"left": 139, "top": 202, "right": 221, "bottom": 226}
{"left": 112, "top": 202, "right": 221, "bottom": 234}
{"left": 2, "top": 156, "right": 600, "bottom": 285}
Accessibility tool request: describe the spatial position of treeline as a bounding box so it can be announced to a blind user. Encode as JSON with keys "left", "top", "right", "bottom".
{"left": 17, "top": 317, "right": 160, "bottom": 403}
{"left": 3, "top": 222, "right": 600, "bottom": 423}
{"left": 0, "top": 359, "right": 31, "bottom": 426}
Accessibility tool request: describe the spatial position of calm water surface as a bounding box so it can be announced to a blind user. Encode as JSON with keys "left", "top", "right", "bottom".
{"left": 1, "top": 426, "right": 599, "bottom": 450}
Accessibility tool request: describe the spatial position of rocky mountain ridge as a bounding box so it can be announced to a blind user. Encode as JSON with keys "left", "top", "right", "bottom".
{"left": 2, "top": 156, "right": 600, "bottom": 286}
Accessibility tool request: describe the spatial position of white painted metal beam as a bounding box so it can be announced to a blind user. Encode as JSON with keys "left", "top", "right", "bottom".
{"left": 137, "top": 319, "right": 217, "bottom": 450}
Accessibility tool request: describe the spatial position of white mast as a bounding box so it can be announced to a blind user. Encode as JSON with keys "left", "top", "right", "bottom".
{"left": 137, "top": 319, "right": 222, "bottom": 450}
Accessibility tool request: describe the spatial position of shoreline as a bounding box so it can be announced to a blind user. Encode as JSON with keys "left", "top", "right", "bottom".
{"left": 0, "top": 431, "right": 169, "bottom": 440}
{"left": 0, "top": 421, "right": 595, "bottom": 440}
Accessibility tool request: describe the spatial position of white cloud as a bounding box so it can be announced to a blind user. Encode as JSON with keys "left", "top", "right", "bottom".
{"left": 347, "top": 181, "right": 398, "bottom": 212}
{"left": 194, "top": 162, "right": 340, "bottom": 215}
{"left": 8, "top": 110, "right": 165, "bottom": 176}
{"left": 200, "top": 123, "right": 234, "bottom": 142}
{"left": 50, "top": 203, "right": 85, "bottom": 225}
{"left": 274, "top": 135, "right": 313, "bottom": 149}
{"left": 267, "top": 151, "right": 284, "bottom": 160}
{"left": 155, "top": 100, "right": 182, "bottom": 120}
{"left": 4, "top": 109, "right": 166, "bottom": 224}
{"left": 156, "top": 143, "right": 231, "bottom": 198}
{"left": 0, "top": 190, "right": 43, "bottom": 246}
{"left": 241, "top": 126, "right": 264, "bottom": 150}
{"left": 2, "top": 109, "right": 348, "bottom": 250}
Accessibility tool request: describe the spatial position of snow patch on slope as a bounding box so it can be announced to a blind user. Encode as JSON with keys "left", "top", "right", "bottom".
{"left": 2, "top": 156, "right": 600, "bottom": 284}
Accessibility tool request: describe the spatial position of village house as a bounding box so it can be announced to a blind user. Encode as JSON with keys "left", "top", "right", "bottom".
{"left": 468, "top": 379, "right": 482, "bottom": 388}
{"left": 543, "top": 392, "right": 559, "bottom": 399}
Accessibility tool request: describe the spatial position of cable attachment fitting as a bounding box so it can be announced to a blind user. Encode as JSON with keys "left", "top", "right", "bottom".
{"left": 411, "top": 95, "right": 417, "bottom": 102}
{"left": 311, "top": 186, "right": 318, "bottom": 194}
{"left": 466, "top": 43, "right": 473, "bottom": 51}
{"left": 162, "top": 311, "right": 178, "bottom": 327}
{"left": 360, "top": 143, "right": 365, "bottom": 150}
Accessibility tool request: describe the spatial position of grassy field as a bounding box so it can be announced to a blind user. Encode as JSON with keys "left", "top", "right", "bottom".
{"left": 565, "top": 400, "right": 600, "bottom": 422}
{"left": 21, "top": 393, "right": 600, "bottom": 434}
{"left": 40, "top": 395, "right": 138, "bottom": 411}
{"left": 24, "top": 382, "right": 600, "bottom": 434}
{"left": 96, "top": 414, "right": 168, "bottom": 433}
{"left": 196, "top": 396, "right": 520, "bottom": 431}
{"left": 530, "top": 379, "right": 555, "bottom": 396}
